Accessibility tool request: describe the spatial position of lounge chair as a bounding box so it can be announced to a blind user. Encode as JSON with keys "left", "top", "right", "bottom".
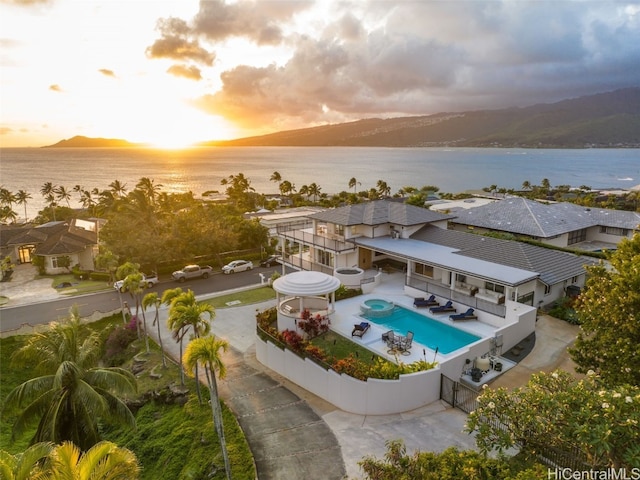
{"left": 429, "top": 300, "right": 456, "bottom": 313}
{"left": 413, "top": 295, "right": 438, "bottom": 307}
{"left": 352, "top": 321, "right": 371, "bottom": 337}
{"left": 450, "top": 308, "right": 477, "bottom": 321}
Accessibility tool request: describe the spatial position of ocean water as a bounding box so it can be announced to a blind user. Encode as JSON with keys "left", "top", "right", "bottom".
{"left": 1, "top": 146, "right": 638, "bottom": 220}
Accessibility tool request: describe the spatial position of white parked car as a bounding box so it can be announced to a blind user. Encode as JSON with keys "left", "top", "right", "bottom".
{"left": 222, "top": 260, "right": 254, "bottom": 274}
{"left": 114, "top": 273, "right": 159, "bottom": 293}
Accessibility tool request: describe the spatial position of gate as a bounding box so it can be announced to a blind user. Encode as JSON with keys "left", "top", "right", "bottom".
{"left": 440, "top": 375, "right": 480, "bottom": 414}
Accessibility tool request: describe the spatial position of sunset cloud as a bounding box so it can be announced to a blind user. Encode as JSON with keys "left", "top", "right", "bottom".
{"left": 98, "top": 68, "right": 115, "bottom": 77}
{"left": 158, "top": 0, "right": 640, "bottom": 129}
{"left": 167, "top": 64, "right": 202, "bottom": 80}
{"left": 49, "top": 84, "right": 62, "bottom": 92}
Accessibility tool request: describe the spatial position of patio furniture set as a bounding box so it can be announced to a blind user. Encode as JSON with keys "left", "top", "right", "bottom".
{"left": 382, "top": 330, "right": 414, "bottom": 355}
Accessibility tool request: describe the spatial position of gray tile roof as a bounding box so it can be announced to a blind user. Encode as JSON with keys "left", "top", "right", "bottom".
{"left": 451, "top": 197, "right": 640, "bottom": 237}
{"left": 412, "top": 225, "right": 598, "bottom": 285}
{"left": 309, "top": 200, "right": 452, "bottom": 226}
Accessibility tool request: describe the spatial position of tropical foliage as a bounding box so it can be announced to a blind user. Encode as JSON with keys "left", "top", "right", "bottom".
{"left": 183, "top": 335, "right": 231, "bottom": 480}
{"left": 358, "top": 440, "right": 544, "bottom": 480}
{"left": 466, "top": 370, "right": 640, "bottom": 469}
{"left": 569, "top": 233, "right": 640, "bottom": 386}
{"left": 2, "top": 310, "right": 137, "bottom": 451}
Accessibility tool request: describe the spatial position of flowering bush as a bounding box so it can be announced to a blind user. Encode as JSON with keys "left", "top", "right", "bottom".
{"left": 280, "top": 329, "right": 305, "bottom": 353}
{"left": 466, "top": 369, "right": 640, "bottom": 469}
{"left": 297, "top": 309, "right": 330, "bottom": 339}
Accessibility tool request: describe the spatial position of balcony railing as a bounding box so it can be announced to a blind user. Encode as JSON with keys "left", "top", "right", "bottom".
{"left": 407, "top": 276, "right": 507, "bottom": 317}
{"left": 277, "top": 223, "right": 356, "bottom": 253}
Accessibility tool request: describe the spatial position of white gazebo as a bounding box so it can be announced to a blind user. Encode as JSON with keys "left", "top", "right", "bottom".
{"left": 272, "top": 271, "right": 341, "bottom": 332}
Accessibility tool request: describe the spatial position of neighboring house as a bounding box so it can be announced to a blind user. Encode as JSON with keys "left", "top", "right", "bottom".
{"left": 449, "top": 197, "right": 640, "bottom": 251}
{"left": 276, "top": 200, "right": 596, "bottom": 313}
{"left": 246, "top": 206, "right": 326, "bottom": 238}
{"left": 0, "top": 219, "right": 101, "bottom": 274}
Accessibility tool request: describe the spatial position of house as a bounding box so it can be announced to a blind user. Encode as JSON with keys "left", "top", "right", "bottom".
{"left": 276, "top": 200, "right": 596, "bottom": 312}
{"left": 0, "top": 219, "right": 101, "bottom": 274}
{"left": 449, "top": 197, "right": 640, "bottom": 252}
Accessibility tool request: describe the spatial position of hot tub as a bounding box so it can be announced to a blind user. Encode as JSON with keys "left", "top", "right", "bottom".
{"left": 360, "top": 298, "right": 395, "bottom": 317}
{"left": 334, "top": 266, "right": 364, "bottom": 287}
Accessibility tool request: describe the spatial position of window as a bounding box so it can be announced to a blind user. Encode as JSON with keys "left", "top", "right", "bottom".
{"left": 567, "top": 228, "right": 587, "bottom": 245}
{"left": 456, "top": 274, "right": 467, "bottom": 283}
{"left": 599, "top": 226, "right": 629, "bottom": 236}
{"left": 571, "top": 276, "right": 578, "bottom": 284}
{"left": 414, "top": 263, "right": 434, "bottom": 278}
{"left": 334, "top": 224, "right": 344, "bottom": 236}
{"left": 316, "top": 249, "right": 333, "bottom": 267}
{"left": 484, "top": 282, "right": 505, "bottom": 294}
{"left": 52, "top": 256, "right": 66, "bottom": 269}
{"left": 543, "top": 284, "right": 552, "bottom": 295}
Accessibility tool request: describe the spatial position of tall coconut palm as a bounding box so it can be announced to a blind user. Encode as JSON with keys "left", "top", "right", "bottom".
{"left": 3, "top": 309, "right": 137, "bottom": 451}
{"left": 142, "top": 292, "right": 167, "bottom": 368}
{"left": 376, "top": 180, "right": 391, "bottom": 198}
{"left": 135, "top": 177, "right": 162, "bottom": 205}
{"left": 183, "top": 335, "right": 231, "bottom": 480}
{"left": 14, "top": 190, "right": 32, "bottom": 223}
{"left": 45, "top": 441, "right": 140, "bottom": 479}
{"left": 162, "top": 287, "right": 186, "bottom": 383}
{"left": 348, "top": 177, "right": 360, "bottom": 193}
{"left": 0, "top": 441, "right": 53, "bottom": 480}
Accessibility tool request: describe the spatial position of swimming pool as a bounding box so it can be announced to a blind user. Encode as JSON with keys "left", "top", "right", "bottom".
{"left": 361, "top": 304, "right": 481, "bottom": 354}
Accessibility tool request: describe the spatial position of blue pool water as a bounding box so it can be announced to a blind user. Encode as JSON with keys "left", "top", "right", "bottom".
{"left": 361, "top": 305, "right": 481, "bottom": 354}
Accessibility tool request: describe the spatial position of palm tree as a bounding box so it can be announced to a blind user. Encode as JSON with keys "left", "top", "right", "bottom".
{"left": 162, "top": 287, "right": 186, "bottom": 384}
{"left": 45, "top": 441, "right": 140, "bottom": 479}
{"left": 168, "top": 290, "right": 214, "bottom": 402}
{"left": 376, "top": 180, "right": 391, "bottom": 198}
{"left": 3, "top": 309, "right": 137, "bottom": 450}
{"left": 521, "top": 180, "right": 531, "bottom": 191}
{"left": 54, "top": 185, "right": 72, "bottom": 208}
{"left": 0, "top": 187, "right": 16, "bottom": 209}
{"left": 14, "top": 190, "right": 32, "bottom": 223}
{"left": 135, "top": 177, "right": 162, "bottom": 204}
{"left": 308, "top": 183, "right": 321, "bottom": 202}
{"left": 269, "top": 171, "right": 281, "bottom": 185}
{"left": 279, "top": 180, "right": 295, "bottom": 199}
{"left": 0, "top": 441, "right": 53, "bottom": 480}
{"left": 348, "top": 177, "right": 360, "bottom": 193}
{"left": 142, "top": 292, "right": 167, "bottom": 368}
{"left": 183, "top": 335, "right": 231, "bottom": 480}
{"left": 109, "top": 179, "right": 127, "bottom": 198}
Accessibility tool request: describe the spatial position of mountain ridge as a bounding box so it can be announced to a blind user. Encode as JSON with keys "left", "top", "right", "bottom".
{"left": 44, "top": 88, "right": 640, "bottom": 148}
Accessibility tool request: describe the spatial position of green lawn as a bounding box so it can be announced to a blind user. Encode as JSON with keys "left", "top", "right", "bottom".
{"left": 46, "top": 273, "right": 111, "bottom": 295}
{"left": 0, "top": 315, "right": 256, "bottom": 480}
{"left": 311, "top": 330, "right": 384, "bottom": 367}
{"left": 203, "top": 286, "right": 276, "bottom": 309}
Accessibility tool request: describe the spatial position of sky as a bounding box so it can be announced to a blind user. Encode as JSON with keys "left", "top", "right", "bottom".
{"left": 1, "top": 0, "right": 639, "bottom": 148}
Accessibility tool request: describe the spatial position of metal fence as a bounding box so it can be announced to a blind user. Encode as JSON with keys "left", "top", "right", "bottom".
{"left": 441, "top": 374, "right": 592, "bottom": 471}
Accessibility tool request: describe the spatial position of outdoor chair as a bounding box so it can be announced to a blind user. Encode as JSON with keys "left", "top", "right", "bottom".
{"left": 449, "top": 308, "right": 477, "bottom": 321}
{"left": 429, "top": 300, "right": 456, "bottom": 313}
{"left": 413, "top": 295, "right": 438, "bottom": 308}
{"left": 397, "top": 331, "right": 414, "bottom": 355}
{"left": 351, "top": 321, "right": 371, "bottom": 337}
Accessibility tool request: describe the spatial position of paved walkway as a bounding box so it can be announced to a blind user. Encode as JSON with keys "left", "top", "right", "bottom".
{"left": 0, "top": 265, "right": 580, "bottom": 479}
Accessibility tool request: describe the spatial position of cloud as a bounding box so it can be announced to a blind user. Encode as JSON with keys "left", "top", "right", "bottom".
{"left": 146, "top": 17, "right": 215, "bottom": 65}
{"left": 192, "top": 0, "right": 312, "bottom": 45}
{"left": 157, "top": 0, "right": 640, "bottom": 131}
{"left": 98, "top": 68, "right": 116, "bottom": 77}
{"left": 167, "top": 64, "right": 202, "bottom": 80}
{"left": 0, "top": 127, "right": 14, "bottom": 135}
{"left": 48, "top": 84, "right": 62, "bottom": 92}
{"left": 1, "top": 0, "right": 53, "bottom": 5}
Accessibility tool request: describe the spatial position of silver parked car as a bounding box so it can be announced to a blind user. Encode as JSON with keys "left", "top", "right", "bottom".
{"left": 222, "top": 260, "right": 254, "bottom": 274}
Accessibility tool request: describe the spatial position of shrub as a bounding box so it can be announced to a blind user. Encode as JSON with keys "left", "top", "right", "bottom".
{"left": 90, "top": 271, "right": 111, "bottom": 282}
{"left": 297, "top": 309, "right": 330, "bottom": 339}
{"left": 103, "top": 320, "right": 138, "bottom": 366}
{"left": 335, "top": 284, "right": 362, "bottom": 301}
{"left": 280, "top": 329, "right": 305, "bottom": 353}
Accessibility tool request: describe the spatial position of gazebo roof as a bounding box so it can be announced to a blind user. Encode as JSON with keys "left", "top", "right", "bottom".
{"left": 272, "top": 271, "right": 341, "bottom": 296}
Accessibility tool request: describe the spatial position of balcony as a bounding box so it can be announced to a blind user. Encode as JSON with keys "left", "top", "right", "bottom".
{"left": 277, "top": 223, "right": 356, "bottom": 254}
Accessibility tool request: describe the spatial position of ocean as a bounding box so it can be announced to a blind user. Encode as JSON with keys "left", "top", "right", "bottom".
{"left": 1, "top": 146, "right": 639, "bottom": 220}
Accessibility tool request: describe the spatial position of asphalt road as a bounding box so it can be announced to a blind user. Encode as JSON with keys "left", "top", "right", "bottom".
{"left": 0, "top": 265, "right": 284, "bottom": 331}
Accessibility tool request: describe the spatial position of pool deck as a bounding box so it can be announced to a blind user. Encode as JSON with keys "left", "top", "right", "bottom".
{"left": 330, "top": 280, "right": 498, "bottom": 365}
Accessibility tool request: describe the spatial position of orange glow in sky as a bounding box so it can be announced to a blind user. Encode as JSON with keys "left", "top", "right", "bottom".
{"left": 1, "top": 0, "right": 638, "bottom": 148}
